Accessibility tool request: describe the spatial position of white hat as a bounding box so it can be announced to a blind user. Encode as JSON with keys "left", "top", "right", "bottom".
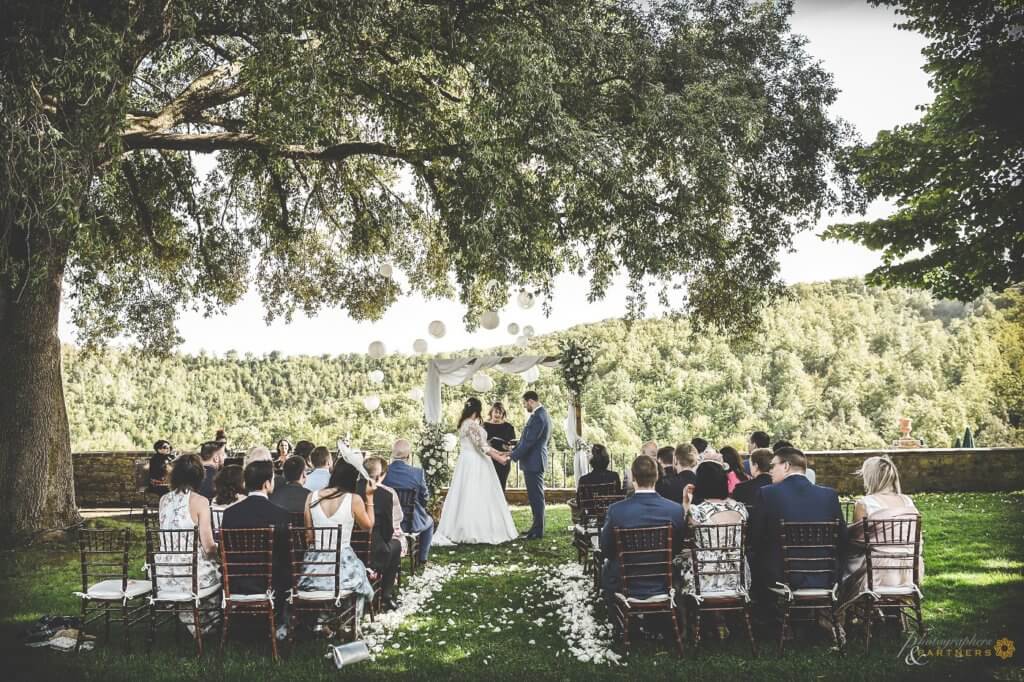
{"left": 336, "top": 440, "right": 370, "bottom": 480}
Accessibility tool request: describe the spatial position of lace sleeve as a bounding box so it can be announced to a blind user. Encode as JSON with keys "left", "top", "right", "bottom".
{"left": 461, "top": 420, "right": 490, "bottom": 456}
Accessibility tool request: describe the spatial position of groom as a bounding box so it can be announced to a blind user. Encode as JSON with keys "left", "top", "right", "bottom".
{"left": 510, "top": 390, "right": 551, "bottom": 540}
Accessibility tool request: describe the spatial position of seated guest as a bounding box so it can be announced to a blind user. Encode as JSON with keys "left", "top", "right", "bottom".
{"left": 691, "top": 437, "right": 709, "bottom": 456}
{"left": 772, "top": 439, "right": 815, "bottom": 483}
{"left": 721, "top": 446, "right": 750, "bottom": 494}
{"left": 372, "top": 458, "right": 406, "bottom": 559}
{"left": 745, "top": 430, "right": 771, "bottom": 476}
{"left": 158, "top": 454, "right": 220, "bottom": 632}
{"left": 655, "top": 445, "right": 685, "bottom": 504}
{"left": 599, "top": 455, "right": 685, "bottom": 609}
{"left": 382, "top": 439, "right": 434, "bottom": 568}
{"left": 197, "top": 440, "right": 225, "bottom": 500}
{"left": 359, "top": 456, "right": 403, "bottom": 611}
{"left": 302, "top": 459, "right": 375, "bottom": 617}
{"left": 293, "top": 440, "right": 316, "bottom": 470}
{"left": 623, "top": 441, "right": 657, "bottom": 494}
{"left": 674, "top": 443, "right": 699, "bottom": 490}
{"left": 305, "top": 446, "right": 333, "bottom": 492}
{"left": 270, "top": 455, "right": 311, "bottom": 514}
{"left": 678, "top": 460, "right": 750, "bottom": 639}
{"left": 220, "top": 461, "right": 291, "bottom": 614}
{"left": 750, "top": 447, "right": 847, "bottom": 596}
{"left": 245, "top": 445, "right": 285, "bottom": 489}
{"left": 577, "top": 444, "right": 622, "bottom": 491}
{"left": 211, "top": 464, "right": 246, "bottom": 531}
{"left": 840, "top": 455, "right": 923, "bottom": 607}
{"left": 731, "top": 448, "right": 773, "bottom": 507}
{"left": 148, "top": 440, "right": 174, "bottom": 495}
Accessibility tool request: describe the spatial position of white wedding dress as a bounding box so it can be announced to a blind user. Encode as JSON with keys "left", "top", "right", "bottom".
{"left": 432, "top": 419, "right": 519, "bottom": 546}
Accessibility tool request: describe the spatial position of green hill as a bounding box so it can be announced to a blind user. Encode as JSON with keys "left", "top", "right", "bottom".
{"left": 62, "top": 279, "right": 1024, "bottom": 476}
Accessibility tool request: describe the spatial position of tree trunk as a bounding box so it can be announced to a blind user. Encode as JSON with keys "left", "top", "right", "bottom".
{"left": 0, "top": 231, "right": 79, "bottom": 545}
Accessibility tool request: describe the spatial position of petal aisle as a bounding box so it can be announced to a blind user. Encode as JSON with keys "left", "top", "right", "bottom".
{"left": 362, "top": 562, "right": 460, "bottom": 657}
{"left": 542, "top": 562, "right": 622, "bottom": 665}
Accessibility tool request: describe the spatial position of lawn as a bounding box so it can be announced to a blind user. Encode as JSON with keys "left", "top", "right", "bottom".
{"left": 1, "top": 493, "right": 1022, "bottom": 681}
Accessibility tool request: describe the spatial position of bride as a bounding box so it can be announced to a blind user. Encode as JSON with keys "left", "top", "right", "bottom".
{"left": 433, "top": 397, "right": 519, "bottom": 545}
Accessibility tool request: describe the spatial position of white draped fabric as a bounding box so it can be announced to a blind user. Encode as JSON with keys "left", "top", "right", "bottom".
{"left": 566, "top": 398, "right": 591, "bottom": 484}
{"left": 424, "top": 356, "right": 586, "bottom": 479}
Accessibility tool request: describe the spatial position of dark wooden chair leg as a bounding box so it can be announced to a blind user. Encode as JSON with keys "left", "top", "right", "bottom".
{"left": 268, "top": 608, "right": 279, "bottom": 662}
{"left": 864, "top": 599, "right": 873, "bottom": 655}
{"left": 744, "top": 604, "right": 758, "bottom": 657}
{"left": 219, "top": 609, "right": 230, "bottom": 655}
{"left": 193, "top": 606, "right": 203, "bottom": 657}
{"left": 778, "top": 601, "right": 790, "bottom": 656}
{"left": 670, "top": 609, "right": 685, "bottom": 656}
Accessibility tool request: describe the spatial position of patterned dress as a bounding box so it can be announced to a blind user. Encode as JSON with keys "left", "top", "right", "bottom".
{"left": 157, "top": 490, "right": 221, "bottom": 631}
{"left": 299, "top": 491, "right": 374, "bottom": 615}
{"left": 677, "top": 499, "right": 751, "bottom": 595}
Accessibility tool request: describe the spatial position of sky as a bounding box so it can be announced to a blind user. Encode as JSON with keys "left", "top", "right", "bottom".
{"left": 59, "top": 0, "right": 933, "bottom": 358}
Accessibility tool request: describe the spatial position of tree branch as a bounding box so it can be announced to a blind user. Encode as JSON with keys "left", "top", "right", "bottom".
{"left": 126, "top": 61, "right": 245, "bottom": 134}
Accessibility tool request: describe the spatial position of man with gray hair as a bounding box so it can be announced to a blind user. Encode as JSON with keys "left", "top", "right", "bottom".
{"left": 382, "top": 439, "right": 434, "bottom": 567}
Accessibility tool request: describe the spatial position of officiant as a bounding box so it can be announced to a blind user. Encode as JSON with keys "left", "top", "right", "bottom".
{"left": 483, "top": 401, "right": 516, "bottom": 491}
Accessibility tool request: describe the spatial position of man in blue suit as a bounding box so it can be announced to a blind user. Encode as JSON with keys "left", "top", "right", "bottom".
{"left": 510, "top": 390, "right": 551, "bottom": 540}
{"left": 600, "top": 455, "right": 685, "bottom": 607}
{"left": 382, "top": 439, "right": 434, "bottom": 565}
{"left": 750, "top": 446, "right": 847, "bottom": 595}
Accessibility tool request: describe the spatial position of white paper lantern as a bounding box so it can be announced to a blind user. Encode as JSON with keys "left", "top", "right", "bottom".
{"left": 522, "top": 325, "right": 535, "bottom": 338}
{"left": 413, "top": 338, "right": 428, "bottom": 354}
{"left": 522, "top": 365, "right": 541, "bottom": 383}
{"left": 480, "top": 310, "right": 500, "bottom": 330}
{"left": 362, "top": 395, "right": 381, "bottom": 411}
{"left": 515, "top": 335, "right": 529, "bottom": 348}
{"left": 517, "top": 291, "right": 535, "bottom": 309}
{"left": 471, "top": 372, "right": 494, "bottom": 392}
{"left": 507, "top": 323, "right": 520, "bottom": 335}
{"left": 368, "top": 369, "right": 384, "bottom": 384}
{"left": 428, "top": 320, "right": 446, "bottom": 338}
{"left": 367, "top": 341, "right": 387, "bottom": 359}
{"left": 407, "top": 387, "right": 424, "bottom": 401}
{"left": 378, "top": 263, "right": 394, "bottom": 278}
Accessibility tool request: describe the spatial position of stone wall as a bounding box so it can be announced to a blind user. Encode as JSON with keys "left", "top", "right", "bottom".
{"left": 72, "top": 447, "right": 1024, "bottom": 507}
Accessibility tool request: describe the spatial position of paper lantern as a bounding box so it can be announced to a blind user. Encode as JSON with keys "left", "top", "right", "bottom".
{"left": 378, "top": 263, "right": 394, "bottom": 278}
{"left": 407, "top": 387, "right": 424, "bottom": 401}
{"left": 413, "top": 338, "right": 428, "bottom": 354}
{"left": 362, "top": 395, "right": 381, "bottom": 411}
{"left": 522, "top": 365, "right": 540, "bottom": 383}
{"left": 517, "top": 291, "right": 535, "bottom": 309}
{"left": 522, "top": 325, "right": 535, "bottom": 338}
{"left": 428, "top": 320, "right": 446, "bottom": 338}
{"left": 368, "top": 369, "right": 384, "bottom": 384}
{"left": 471, "top": 372, "right": 494, "bottom": 392}
{"left": 515, "top": 335, "right": 529, "bottom": 348}
{"left": 480, "top": 310, "right": 500, "bottom": 330}
{"left": 367, "top": 341, "right": 387, "bottom": 358}
{"left": 507, "top": 323, "right": 520, "bottom": 335}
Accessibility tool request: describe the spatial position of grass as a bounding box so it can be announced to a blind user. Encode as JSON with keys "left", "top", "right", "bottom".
{"left": 1, "top": 493, "right": 1023, "bottom": 681}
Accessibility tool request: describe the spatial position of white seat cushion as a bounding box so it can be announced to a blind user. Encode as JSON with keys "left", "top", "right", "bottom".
{"left": 687, "top": 589, "right": 746, "bottom": 601}
{"left": 615, "top": 592, "right": 671, "bottom": 605}
{"left": 226, "top": 592, "right": 273, "bottom": 603}
{"left": 873, "top": 585, "right": 918, "bottom": 596}
{"left": 770, "top": 586, "right": 834, "bottom": 599}
{"left": 84, "top": 579, "right": 152, "bottom": 601}
{"left": 154, "top": 582, "right": 221, "bottom": 603}
{"left": 293, "top": 589, "right": 353, "bottom": 602}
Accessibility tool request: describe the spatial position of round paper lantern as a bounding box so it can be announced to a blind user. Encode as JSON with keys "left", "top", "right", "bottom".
{"left": 507, "top": 323, "right": 520, "bottom": 336}
{"left": 522, "top": 325, "right": 535, "bottom": 338}
{"left": 413, "top": 338, "right": 428, "bottom": 354}
{"left": 480, "top": 310, "right": 500, "bottom": 330}
{"left": 378, "top": 263, "right": 394, "bottom": 278}
{"left": 517, "top": 291, "right": 535, "bottom": 309}
{"left": 368, "top": 369, "right": 384, "bottom": 384}
{"left": 515, "top": 335, "right": 529, "bottom": 348}
{"left": 471, "top": 372, "right": 494, "bottom": 392}
{"left": 367, "top": 340, "right": 387, "bottom": 359}
{"left": 362, "top": 395, "right": 381, "bottom": 411}
{"left": 522, "top": 365, "right": 540, "bottom": 383}
{"left": 428, "top": 320, "right": 446, "bottom": 338}
{"left": 407, "top": 387, "right": 424, "bottom": 401}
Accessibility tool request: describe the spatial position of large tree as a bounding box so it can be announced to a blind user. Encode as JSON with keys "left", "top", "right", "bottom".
{"left": 825, "top": 0, "right": 1023, "bottom": 300}
{"left": 0, "top": 0, "right": 849, "bottom": 542}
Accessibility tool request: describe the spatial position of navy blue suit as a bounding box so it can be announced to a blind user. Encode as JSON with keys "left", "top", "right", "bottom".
{"left": 382, "top": 459, "right": 434, "bottom": 562}
{"left": 599, "top": 491, "right": 685, "bottom": 601}
{"left": 510, "top": 405, "right": 551, "bottom": 537}
{"left": 750, "top": 474, "right": 847, "bottom": 592}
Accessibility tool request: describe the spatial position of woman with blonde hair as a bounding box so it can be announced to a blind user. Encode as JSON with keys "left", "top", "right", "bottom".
{"left": 840, "top": 455, "right": 924, "bottom": 608}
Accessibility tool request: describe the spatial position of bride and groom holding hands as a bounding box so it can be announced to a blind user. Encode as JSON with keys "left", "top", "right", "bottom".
{"left": 433, "top": 391, "right": 551, "bottom": 546}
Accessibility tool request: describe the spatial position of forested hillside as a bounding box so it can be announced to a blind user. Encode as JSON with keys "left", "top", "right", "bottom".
{"left": 63, "top": 280, "right": 1023, "bottom": 466}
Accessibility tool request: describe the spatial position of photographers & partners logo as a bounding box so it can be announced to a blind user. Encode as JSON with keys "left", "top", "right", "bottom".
{"left": 898, "top": 634, "right": 1015, "bottom": 666}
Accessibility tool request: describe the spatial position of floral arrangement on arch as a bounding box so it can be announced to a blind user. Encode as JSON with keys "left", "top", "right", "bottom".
{"left": 558, "top": 337, "right": 596, "bottom": 400}
{"left": 416, "top": 421, "right": 458, "bottom": 500}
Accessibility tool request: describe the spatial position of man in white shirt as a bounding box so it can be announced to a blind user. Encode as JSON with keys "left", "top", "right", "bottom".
{"left": 304, "top": 447, "right": 332, "bottom": 492}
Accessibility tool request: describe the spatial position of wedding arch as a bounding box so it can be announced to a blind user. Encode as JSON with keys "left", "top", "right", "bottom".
{"left": 422, "top": 354, "right": 591, "bottom": 484}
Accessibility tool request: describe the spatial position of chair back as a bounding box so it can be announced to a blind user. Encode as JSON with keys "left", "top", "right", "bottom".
{"left": 395, "top": 488, "right": 419, "bottom": 533}
{"left": 288, "top": 525, "right": 343, "bottom": 596}
{"left": 350, "top": 527, "right": 372, "bottom": 565}
{"left": 134, "top": 459, "right": 150, "bottom": 492}
{"left": 78, "top": 528, "right": 132, "bottom": 594}
{"left": 613, "top": 524, "right": 674, "bottom": 599}
{"left": 142, "top": 505, "right": 161, "bottom": 532}
{"left": 840, "top": 500, "right": 856, "bottom": 524}
{"left": 863, "top": 516, "right": 922, "bottom": 591}
{"left": 581, "top": 494, "right": 624, "bottom": 529}
{"left": 778, "top": 520, "right": 841, "bottom": 591}
{"left": 577, "top": 482, "right": 618, "bottom": 504}
{"left": 289, "top": 511, "right": 307, "bottom": 528}
{"left": 219, "top": 528, "right": 275, "bottom": 598}
{"left": 689, "top": 523, "right": 747, "bottom": 595}
{"left": 145, "top": 527, "right": 200, "bottom": 599}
